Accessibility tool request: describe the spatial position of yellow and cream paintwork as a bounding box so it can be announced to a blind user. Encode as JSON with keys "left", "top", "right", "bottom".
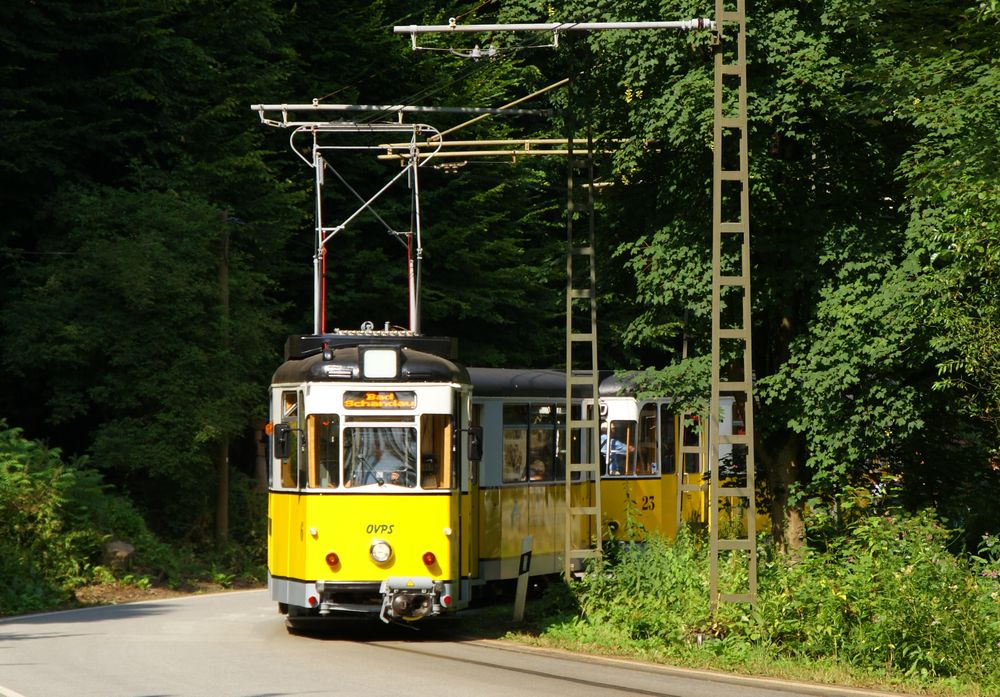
{"left": 596, "top": 395, "right": 723, "bottom": 540}
{"left": 268, "top": 379, "right": 477, "bottom": 616}
{"left": 269, "top": 370, "right": 764, "bottom": 621}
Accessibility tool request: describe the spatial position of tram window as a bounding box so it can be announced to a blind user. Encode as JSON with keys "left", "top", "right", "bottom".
{"left": 419, "top": 414, "right": 452, "bottom": 489}
{"left": 732, "top": 399, "right": 746, "bottom": 435}
{"left": 602, "top": 421, "right": 636, "bottom": 476}
{"left": 553, "top": 404, "right": 568, "bottom": 480}
{"left": 528, "top": 427, "right": 553, "bottom": 481}
{"left": 308, "top": 415, "right": 339, "bottom": 488}
{"left": 343, "top": 426, "right": 417, "bottom": 488}
{"left": 528, "top": 404, "right": 556, "bottom": 481}
{"left": 282, "top": 391, "right": 296, "bottom": 419}
{"left": 637, "top": 405, "right": 657, "bottom": 476}
{"left": 279, "top": 391, "right": 298, "bottom": 488}
{"left": 503, "top": 426, "right": 528, "bottom": 482}
{"left": 504, "top": 404, "right": 529, "bottom": 424}
{"left": 530, "top": 404, "right": 552, "bottom": 424}
{"left": 502, "top": 404, "right": 529, "bottom": 482}
{"left": 660, "top": 406, "right": 677, "bottom": 474}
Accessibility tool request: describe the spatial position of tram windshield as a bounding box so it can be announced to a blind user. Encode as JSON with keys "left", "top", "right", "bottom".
{"left": 343, "top": 426, "right": 418, "bottom": 488}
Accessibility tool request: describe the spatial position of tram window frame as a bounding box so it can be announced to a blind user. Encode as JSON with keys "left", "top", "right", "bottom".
{"left": 277, "top": 391, "right": 300, "bottom": 489}
{"left": 602, "top": 420, "right": 637, "bottom": 477}
{"left": 660, "top": 405, "right": 677, "bottom": 475}
{"left": 419, "top": 413, "right": 452, "bottom": 490}
{"left": 501, "top": 403, "right": 564, "bottom": 484}
{"left": 527, "top": 404, "right": 557, "bottom": 482}
{"left": 553, "top": 403, "right": 569, "bottom": 480}
{"left": 295, "top": 391, "right": 307, "bottom": 487}
{"left": 635, "top": 404, "right": 658, "bottom": 476}
{"left": 502, "top": 404, "right": 528, "bottom": 483}
{"left": 308, "top": 414, "right": 340, "bottom": 488}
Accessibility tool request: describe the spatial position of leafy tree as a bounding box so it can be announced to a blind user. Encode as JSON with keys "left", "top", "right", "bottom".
{"left": 3, "top": 187, "right": 282, "bottom": 536}
{"left": 3, "top": 0, "right": 996, "bottom": 556}
{"left": 885, "top": 2, "right": 1000, "bottom": 443}
{"left": 268, "top": 0, "right": 568, "bottom": 365}
{"left": 0, "top": 420, "right": 163, "bottom": 615}
{"left": 1, "top": 0, "right": 298, "bottom": 542}
{"left": 760, "top": 0, "right": 1000, "bottom": 543}
{"left": 491, "top": 0, "right": 1000, "bottom": 547}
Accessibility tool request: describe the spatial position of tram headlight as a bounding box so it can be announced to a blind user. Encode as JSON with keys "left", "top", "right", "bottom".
{"left": 370, "top": 539, "right": 393, "bottom": 564}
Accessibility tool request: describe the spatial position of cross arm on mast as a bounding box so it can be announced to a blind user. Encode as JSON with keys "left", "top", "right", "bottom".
{"left": 393, "top": 19, "right": 716, "bottom": 34}
{"left": 250, "top": 103, "right": 548, "bottom": 129}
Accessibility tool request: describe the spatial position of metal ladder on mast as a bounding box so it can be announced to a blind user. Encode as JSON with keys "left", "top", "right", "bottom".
{"left": 676, "top": 415, "right": 707, "bottom": 531}
{"left": 564, "top": 107, "right": 602, "bottom": 582}
{"left": 709, "top": 0, "right": 757, "bottom": 610}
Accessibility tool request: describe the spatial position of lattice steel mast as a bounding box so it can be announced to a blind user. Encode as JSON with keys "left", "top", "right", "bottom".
{"left": 709, "top": 0, "right": 756, "bottom": 610}
{"left": 394, "top": 14, "right": 756, "bottom": 605}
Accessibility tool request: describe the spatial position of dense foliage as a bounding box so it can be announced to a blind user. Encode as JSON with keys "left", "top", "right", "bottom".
{"left": 493, "top": 0, "right": 1000, "bottom": 547}
{"left": 542, "top": 516, "right": 1000, "bottom": 693}
{"left": 0, "top": 0, "right": 568, "bottom": 540}
{"left": 0, "top": 421, "right": 169, "bottom": 614}
{"left": 0, "top": 1, "right": 998, "bottom": 688}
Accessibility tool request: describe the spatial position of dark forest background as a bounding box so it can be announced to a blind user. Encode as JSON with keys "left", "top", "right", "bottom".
{"left": 1, "top": 0, "right": 997, "bottom": 558}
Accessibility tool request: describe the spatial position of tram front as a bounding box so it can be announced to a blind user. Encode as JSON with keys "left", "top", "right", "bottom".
{"left": 266, "top": 334, "right": 478, "bottom": 625}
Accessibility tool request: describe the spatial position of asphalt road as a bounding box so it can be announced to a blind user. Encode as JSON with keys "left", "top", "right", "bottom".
{"left": 0, "top": 590, "right": 903, "bottom": 697}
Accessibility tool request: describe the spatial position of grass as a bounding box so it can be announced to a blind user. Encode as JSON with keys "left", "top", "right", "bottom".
{"left": 482, "top": 512, "right": 1000, "bottom": 697}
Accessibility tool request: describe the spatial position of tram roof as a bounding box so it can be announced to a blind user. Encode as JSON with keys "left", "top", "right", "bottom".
{"left": 467, "top": 368, "right": 632, "bottom": 399}
{"left": 284, "top": 332, "right": 457, "bottom": 361}
{"left": 276, "top": 333, "right": 652, "bottom": 398}
{"left": 272, "top": 344, "right": 467, "bottom": 384}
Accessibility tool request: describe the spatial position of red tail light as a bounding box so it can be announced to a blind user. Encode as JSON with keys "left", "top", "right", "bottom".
{"left": 325, "top": 551, "right": 340, "bottom": 567}
{"left": 422, "top": 551, "right": 436, "bottom": 566}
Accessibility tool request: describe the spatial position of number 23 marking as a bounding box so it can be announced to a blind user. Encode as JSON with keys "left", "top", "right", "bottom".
{"left": 641, "top": 495, "right": 655, "bottom": 511}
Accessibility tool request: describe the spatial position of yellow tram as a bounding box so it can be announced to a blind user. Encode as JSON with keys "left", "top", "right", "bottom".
{"left": 266, "top": 331, "right": 732, "bottom": 626}
{"left": 255, "top": 101, "right": 751, "bottom": 627}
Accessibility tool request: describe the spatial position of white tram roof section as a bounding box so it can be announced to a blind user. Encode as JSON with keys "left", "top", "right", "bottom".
{"left": 272, "top": 343, "right": 467, "bottom": 385}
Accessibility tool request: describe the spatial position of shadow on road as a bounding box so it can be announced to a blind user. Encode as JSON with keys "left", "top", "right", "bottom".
{"left": 0, "top": 602, "right": 172, "bottom": 629}
{"left": 285, "top": 578, "right": 574, "bottom": 644}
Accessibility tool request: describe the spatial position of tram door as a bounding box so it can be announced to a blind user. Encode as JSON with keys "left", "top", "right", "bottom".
{"left": 654, "top": 402, "right": 679, "bottom": 537}
{"left": 461, "top": 393, "right": 480, "bottom": 604}
{"left": 633, "top": 402, "right": 664, "bottom": 534}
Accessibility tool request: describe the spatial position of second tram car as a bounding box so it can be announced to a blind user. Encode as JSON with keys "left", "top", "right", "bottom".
{"left": 266, "top": 330, "right": 733, "bottom": 626}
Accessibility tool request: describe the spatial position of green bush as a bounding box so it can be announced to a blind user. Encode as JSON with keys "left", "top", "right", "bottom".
{"left": 0, "top": 421, "right": 166, "bottom": 614}
{"left": 757, "top": 511, "right": 999, "bottom": 685}
{"left": 574, "top": 530, "right": 713, "bottom": 647}
{"left": 555, "top": 510, "right": 1000, "bottom": 693}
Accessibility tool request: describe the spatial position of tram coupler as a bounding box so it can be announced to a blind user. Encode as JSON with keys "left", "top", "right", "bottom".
{"left": 378, "top": 576, "right": 442, "bottom": 624}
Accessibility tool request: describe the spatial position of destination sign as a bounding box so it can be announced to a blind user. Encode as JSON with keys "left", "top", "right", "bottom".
{"left": 343, "top": 391, "right": 417, "bottom": 410}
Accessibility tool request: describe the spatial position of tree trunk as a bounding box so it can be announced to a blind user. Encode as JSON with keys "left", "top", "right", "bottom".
{"left": 215, "top": 224, "right": 231, "bottom": 547}
{"left": 762, "top": 431, "right": 806, "bottom": 553}
{"left": 756, "top": 308, "right": 805, "bottom": 553}
{"left": 215, "top": 438, "right": 229, "bottom": 546}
